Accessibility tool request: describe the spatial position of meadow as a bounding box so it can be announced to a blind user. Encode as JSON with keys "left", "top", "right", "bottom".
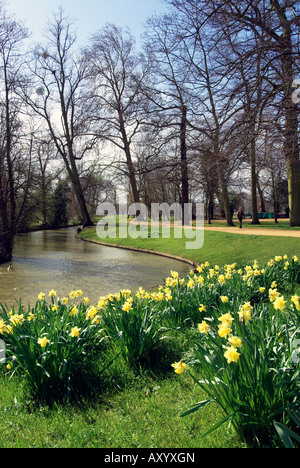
{"left": 0, "top": 227, "right": 300, "bottom": 448}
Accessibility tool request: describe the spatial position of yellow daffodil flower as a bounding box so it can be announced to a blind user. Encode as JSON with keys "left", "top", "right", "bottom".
{"left": 228, "top": 336, "right": 242, "bottom": 348}
{"left": 38, "top": 337, "right": 50, "bottom": 348}
{"left": 291, "top": 294, "right": 300, "bottom": 311}
{"left": 38, "top": 292, "right": 45, "bottom": 301}
{"left": 224, "top": 346, "right": 240, "bottom": 364}
{"left": 273, "top": 296, "right": 286, "bottom": 312}
{"left": 70, "top": 327, "right": 81, "bottom": 338}
{"left": 171, "top": 360, "right": 189, "bottom": 375}
{"left": 198, "top": 320, "right": 210, "bottom": 335}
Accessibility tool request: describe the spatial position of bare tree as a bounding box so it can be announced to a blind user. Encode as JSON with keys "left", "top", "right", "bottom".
{"left": 22, "top": 9, "right": 95, "bottom": 227}
{"left": 0, "top": 8, "right": 29, "bottom": 263}
{"left": 173, "top": 0, "right": 300, "bottom": 226}
{"left": 144, "top": 14, "right": 193, "bottom": 221}
{"left": 85, "top": 24, "right": 150, "bottom": 204}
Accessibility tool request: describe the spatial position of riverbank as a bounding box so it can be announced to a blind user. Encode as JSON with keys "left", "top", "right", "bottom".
{"left": 78, "top": 224, "right": 300, "bottom": 267}
{"left": 1, "top": 249, "right": 299, "bottom": 448}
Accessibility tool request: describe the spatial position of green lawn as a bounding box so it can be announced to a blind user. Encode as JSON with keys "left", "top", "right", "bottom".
{"left": 0, "top": 340, "right": 241, "bottom": 448}
{"left": 79, "top": 225, "right": 300, "bottom": 267}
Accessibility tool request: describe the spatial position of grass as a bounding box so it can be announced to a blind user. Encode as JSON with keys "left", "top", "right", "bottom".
{"left": 0, "top": 379, "right": 239, "bottom": 448}
{"left": 79, "top": 224, "right": 300, "bottom": 267}
{"left": 0, "top": 337, "right": 241, "bottom": 448}
{"left": 205, "top": 219, "right": 300, "bottom": 230}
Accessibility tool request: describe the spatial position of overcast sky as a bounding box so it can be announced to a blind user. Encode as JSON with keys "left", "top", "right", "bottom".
{"left": 5, "top": 0, "right": 168, "bottom": 46}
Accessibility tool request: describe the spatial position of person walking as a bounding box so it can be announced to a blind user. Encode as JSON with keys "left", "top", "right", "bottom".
{"left": 237, "top": 207, "right": 245, "bottom": 228}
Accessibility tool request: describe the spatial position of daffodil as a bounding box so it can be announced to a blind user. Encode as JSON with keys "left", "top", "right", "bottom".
{"left": 269, "top": 288, "right": 280, "bottom": 303}
{"left": 9, "top": 314, "right": 24, "bottom": 326}
{"left": 171, "top": 360, "right": 189, "bottom": 375}
{"left": 224, "top": 346, "right": 240, "bottom": 364}
{"left": 228, "top": 336, "right": 242, "bottom": 348}
{"left": 27, "top": 312, "right": 36, "bottom": 322}
{"left": 273, "top": 296, "right": 286, "bottom": 312}
{"left": 122, "top": 301, "right": 132, "bottom": 312}
{"left": 0, "top": 322, "right": 13, "bottom": 334}
{"left": 220, "top": 296, "right": 228, "bottom": 303}
{"left": 291, "top": 294, "right": 300, "bottom": 311}
{"left": 38, "top": 292, "right": 45, "bottom": 301}
{"left": 69, "top": 306, "right": 78, "bottom": 316}
{"left": 238, "top": 302, "right": 253, "bottom": 324}
{"left": 49, "top": 289, "right": 57, "bottom": 297}
{"left": 198, "top": 320, "right": 210, "bottom": 335}
{"left": 70, "top": 327, "right": 81, "bottom": 338}
{"left": 218, "top": 324, "right": 232, "bottom": 338}
{"left": 38, "top": 337, "right": 50, "bottom": 348}
{"left": 0, "top": 319, "right": 7, "bottom": 334}
{"left": 86, "top": 306, "right": 98, "bottom": 320}
{"left": 218, "top": 313, "right": 234, "bottom": 326}
{"left": 218, "top": 274, "right": 225, "bottom": 285}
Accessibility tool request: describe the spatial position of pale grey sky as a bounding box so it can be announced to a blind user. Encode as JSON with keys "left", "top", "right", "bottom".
{"left": 6, "top": 0, "right": 168, "bottom": 46}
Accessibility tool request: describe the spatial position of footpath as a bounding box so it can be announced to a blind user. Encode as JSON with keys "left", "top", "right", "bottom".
{"left": 204, "top": 225, "right": 300, "bottom": 238}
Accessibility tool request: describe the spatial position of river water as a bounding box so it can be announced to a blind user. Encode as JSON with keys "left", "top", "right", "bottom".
{"left": 0, "top": 228, "right": 191, "bottom": 307}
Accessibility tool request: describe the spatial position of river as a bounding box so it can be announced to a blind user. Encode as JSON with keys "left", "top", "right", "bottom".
{"left": 0, "top": 227, "right": 191, "bottom": 307}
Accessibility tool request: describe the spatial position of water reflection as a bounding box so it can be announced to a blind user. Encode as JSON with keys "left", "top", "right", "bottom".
{"left": 0, "top": 228, "right": 191, "bottom": 306}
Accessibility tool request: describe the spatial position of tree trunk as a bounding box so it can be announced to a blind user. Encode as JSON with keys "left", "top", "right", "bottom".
{"left": 180, "top": 105, "right": 189, "bottom": 225}
{"left": 216, "top": 162, "right": 234, "bottom": 226}
{"left": 282, "top": 47, "right": 300, "bottom": 226}
{"left": 119, "top": 112, "right": 140, "bottom": 204}
{"left": 286, "top": 156, "right": 300, "bottom": 226}
{"left": 249, "top": 139, "right": 260, "bottom": 225}
{"left": 67, "top": 157, "right": 94, "bottom": 227}
{"left": 0, "top": 190, "right": 13, "bottom": 264}
{"left": 256, "top": 177, "right": 266, "bottom": 213}
{"left": 270, "top": 1, "right": 300, "bottom": 226}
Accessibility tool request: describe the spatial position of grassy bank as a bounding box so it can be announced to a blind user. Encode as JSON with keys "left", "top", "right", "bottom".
{"left": 79, "top": 225, "right": 300, "bottom": 267}
{"left": 0, "top": 355, "right": 240, "bottom": 448}
{"left": 1, "top": 225, "right": 299, "bottom": 448}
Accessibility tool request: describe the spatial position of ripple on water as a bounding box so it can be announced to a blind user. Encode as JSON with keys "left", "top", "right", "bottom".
{"left": 0, "top": 227, "right": 191, "bottom": 306}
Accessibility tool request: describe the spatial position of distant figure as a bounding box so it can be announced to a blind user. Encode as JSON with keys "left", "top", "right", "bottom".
{"left": 7, "top": 264, "right": 13, "bottom": 271}
{"left": 237, "top": 207, "right": 245, "bottom": 229}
